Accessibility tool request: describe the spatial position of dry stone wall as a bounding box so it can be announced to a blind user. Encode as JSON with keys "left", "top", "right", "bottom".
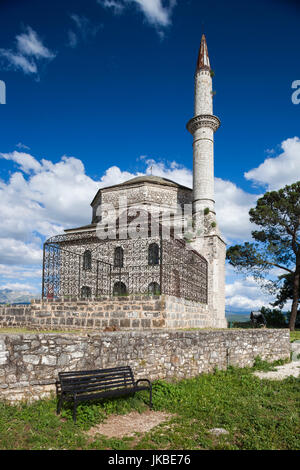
{"left": 0, "top": 329, "right": 290, "bottom": 402}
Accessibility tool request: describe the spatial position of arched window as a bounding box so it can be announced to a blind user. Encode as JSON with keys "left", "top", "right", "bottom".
{"left": 81, "top": 286, "right": 91, "bottom": 299}
{"left": 114, "top": 246, "right": 124, "bottom": 268}
{"left": 113, "top": 281, "right": 127, "bottom": 296}
{"left": 148, "top": 243, "right": 159, "bottom": 266}
{"left": 148, "top": 282, "right": 161, "bottom": 295}
{"left": 83, "top": 250, "right": 92, "bottom": 271}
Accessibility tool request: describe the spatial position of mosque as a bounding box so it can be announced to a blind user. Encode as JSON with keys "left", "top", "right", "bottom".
{"left": 42, "top": 35, "right": 227, "bottom": 329}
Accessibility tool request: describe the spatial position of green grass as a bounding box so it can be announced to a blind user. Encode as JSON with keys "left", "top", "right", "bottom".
{"left": 0, "top": 361, "right": 299, "bottom": 450}
{"left": 0, "top": 328, "right": 87, "bottom": 335}
{"left": 290, "top": 330, "right": 300, "bottom": 342}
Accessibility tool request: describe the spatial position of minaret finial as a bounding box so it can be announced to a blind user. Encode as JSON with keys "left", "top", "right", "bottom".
{"left": 197, "top": 34, "right": 211, "bottom": 72}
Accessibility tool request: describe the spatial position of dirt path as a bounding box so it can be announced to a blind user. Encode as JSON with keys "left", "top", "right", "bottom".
{"left": 86, "top": 410, "right": 174, "bottom": 439}
{"left": 253, "top": 361, "right": 300, "bottom": 380}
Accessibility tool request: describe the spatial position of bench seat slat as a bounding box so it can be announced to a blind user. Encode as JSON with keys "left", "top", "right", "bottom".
{"left": 61, "top": 380, "right": 136, "bottom": 394}
{"left": 59, "top": 370, "right": 133, "bottom": 380}
{"left": 59, "top": 366, "right": 132, "bottom": 378}
{"left": 60, "top": 373, "right": 134, "bottom": 385}
{"left": 63, "top": 385, "right": 150, "bottom": 402}
{"left": 60, "top": 374, "right": 134, "bottom": 386}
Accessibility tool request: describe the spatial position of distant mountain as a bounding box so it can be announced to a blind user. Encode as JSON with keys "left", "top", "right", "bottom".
{"left": 0, "top": 289, "right": 39, "bottom": 305}
{"left": 225, "top": 312, "right": 250, "bottom": 323}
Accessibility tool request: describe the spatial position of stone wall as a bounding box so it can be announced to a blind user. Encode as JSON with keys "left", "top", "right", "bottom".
{"left": 0, "top": 295, "right": 212, "bottom": 331}
{"left": 0, "top": 329, "right": 290, "bottom": 402}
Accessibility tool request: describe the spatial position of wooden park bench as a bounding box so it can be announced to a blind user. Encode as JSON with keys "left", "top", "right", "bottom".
{"left": 56, "top": 366, "right": 153, "bottom": 423}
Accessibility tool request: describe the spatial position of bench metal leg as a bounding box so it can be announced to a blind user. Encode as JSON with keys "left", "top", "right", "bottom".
{"left": 73, "top": 396, "right": 77, "bottom": 424}
{"left": 56, "top": 394, "right": 63, "bottom": 415}
{"left": 149, "top": 386, "right": 153, "bottom": 409}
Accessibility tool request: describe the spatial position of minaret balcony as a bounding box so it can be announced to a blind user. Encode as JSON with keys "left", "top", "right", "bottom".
{"left": 186, "top": 114, "right": 221, "bottom": 135}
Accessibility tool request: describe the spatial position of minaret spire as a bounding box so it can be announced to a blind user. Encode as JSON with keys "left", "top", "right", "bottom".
{"left": 197, "top": 34, "right": 211, "bottom": 71}
{"left": 187, "top": 34, "right": 220, "bottom": 228}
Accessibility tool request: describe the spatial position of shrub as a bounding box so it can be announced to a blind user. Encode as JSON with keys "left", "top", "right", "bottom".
{"left": 260, "top": 307, "right": 287, "bottom": 328}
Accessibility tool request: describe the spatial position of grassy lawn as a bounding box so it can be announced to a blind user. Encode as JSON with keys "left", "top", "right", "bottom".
{"left": 290, "top": 330, "right": 300, "bottom": 342}
{"left": 0, "top": 328, "right": 87, "bottom": 335}
{"left": 0, "top": 359, "right": 299, "bottom": 450}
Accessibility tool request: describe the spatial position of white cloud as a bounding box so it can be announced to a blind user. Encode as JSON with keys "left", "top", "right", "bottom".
{"left": 0, "top": 26, "right": 55, "bottom": 77}
{"left": 245, "top": 136, "right": 300, "bottom": 190}
{"left": 0, "top": 238, "right": 42, "bottom": 266}
{"left": 0, "top": 282, "right": 39, "bottom": 292}
{"left": 144, "top": 159, "right": 192, "bottom": 187}
{"left": 225, "top": 277, "right": 274, "bottom": 312}
{"left": 142, "top": 159, "right": 258, "bottom": 243}
{"left": 0, "top": 264, "right": 41, "bottom": 279}
{"left": 1, "top": 151, "right": 42, "bottom": 174}
{"left": 128, "top": 0, "right": 177, "bottom": 27}
{"left": 0, "top": 50, "right": 37, "bottom": 75}
{"left": 98, "top": 0, "right": 177, "bottom": 32}
{"left": 16, "top": 142, "right": 31, "bottom": 151}
{"left": 214, "top": 178, "right": 260, "bottom": 243}
{"left": 100, "top": 0, "right": 125, "bottom": 14}
{"left": 16, "top": 27, "right": 55, "bottom": 59}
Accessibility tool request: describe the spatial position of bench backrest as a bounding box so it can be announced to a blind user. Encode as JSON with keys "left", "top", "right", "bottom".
{"left": 58, "top": 366, "right": 135, "bottom": 395}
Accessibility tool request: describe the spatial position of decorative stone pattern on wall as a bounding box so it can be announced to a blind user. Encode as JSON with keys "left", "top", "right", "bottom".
{"left": 0, "top": 329, "right": 290, "bottom": 402}
{"left": 0, "top": 295, "right": 211, "bottom": 331}
{"left": 99, "top": 183, "right": 193, "bottom": 217}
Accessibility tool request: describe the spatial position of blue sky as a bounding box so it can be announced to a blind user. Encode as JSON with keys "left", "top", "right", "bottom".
{"left": 0, "top": 0, "right": 299, "bottom": 312}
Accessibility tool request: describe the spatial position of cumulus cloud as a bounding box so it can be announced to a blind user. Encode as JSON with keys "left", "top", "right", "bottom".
{"left": 0, "top": 264, "right": 41, "bottom": 280}
{"left": 225, "top": 277, "right": 274, "bottom": 312}
{"left": 245, "top": 136, "right": 300, "bottom": 190}
{"left": 142, "top": 159, "right": 258, "bottom": 243}
{"left": 0, "top": 238, "right": 42, "bottom": 266}
{"left": 214, "top": 178, "right": 260, "bottom": 243}
{"left": 0, "top": 26, "right": 55, "bottom": 77}
{"left": 0, "top": 151, "right": 142, "bottom": 270}
{"left": 1, "top": 151, "right": 42, "bottom": 174}
{"left": 144, "top": 159, "right": 192, "bottom": 188}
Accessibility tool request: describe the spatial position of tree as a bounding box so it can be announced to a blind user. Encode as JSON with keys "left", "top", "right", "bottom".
{"left": 272, "top": 273, "right": 300, "bottom": 309}
{"left": 226, "top": 181, "right": 300, "bottom": 331}
{"left": 272, "top": 273, "right": 300, "bottom": 327}
{"left": 259, "top": 306, "right": 287, "bottom": 328}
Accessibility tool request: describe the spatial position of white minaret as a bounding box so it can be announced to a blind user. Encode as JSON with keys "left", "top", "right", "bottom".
{"left": 187, "top": 36, "right": 227, "bottom": 329}
{"left": 187, "top": 34, "right": 220, "bottom": 223}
